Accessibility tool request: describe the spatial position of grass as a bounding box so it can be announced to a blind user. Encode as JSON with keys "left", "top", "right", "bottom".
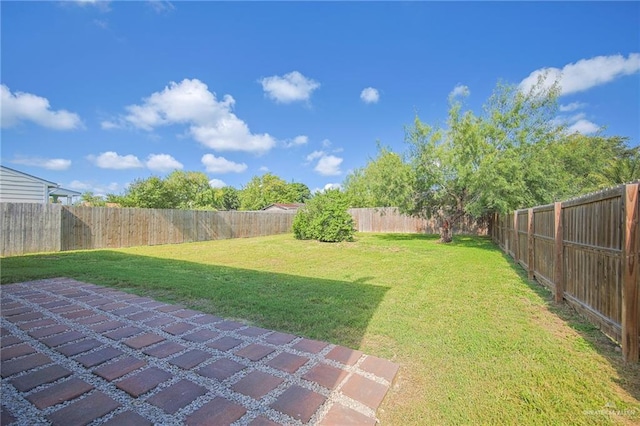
{"left": 2, "top": 233, "right": 639, "bottom": 424}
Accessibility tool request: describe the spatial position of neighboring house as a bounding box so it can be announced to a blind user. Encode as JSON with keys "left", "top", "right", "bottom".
{"left": 0, "top": 165, "right": 80, "bottom": 204}
{"left": 261, "top": 203, "right": 305, "bottom": 212}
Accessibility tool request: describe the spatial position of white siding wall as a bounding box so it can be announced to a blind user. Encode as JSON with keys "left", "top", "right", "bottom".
{"left": 0, "top": 167, "right": 49, "bottom": 203}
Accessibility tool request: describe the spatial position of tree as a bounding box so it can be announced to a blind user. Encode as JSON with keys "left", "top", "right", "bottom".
{"left": 600, "top": 145, "right": 640, "bottom": 185}
{"left": 286, "top": 182, "right": 312, "bottom": 203}
{"left": 343, "top": 146, "right": 414, "bottom": 208}
{"left": 293, "top": 189, "right": 355, "bottom": 242}
{"left": 402, "top": 78, "right": 564, "bottom": 242}
{"left": 218, "top": 186, "right": 240, "bottom": 210}
{"left": 120, "top": 176, "right": 177, "bottom": 209}
{"left": 239, "top": 173, "right": 308, "bottom": 210}
{"left": 165, "top": 170, "right": 213, "bottom": 209}
{"left": 78, "top": 192, "right": 105, "bottom": 207}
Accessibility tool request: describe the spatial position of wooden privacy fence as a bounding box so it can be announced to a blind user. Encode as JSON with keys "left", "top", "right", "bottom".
{"left": 491, "top": 183, "right": 639, "bottom": 363}
{"left": 0, "top": 204, "right": 295, "bottom": 257}
{"left": 349, "top": 207, "right": 488, "bottom": 235}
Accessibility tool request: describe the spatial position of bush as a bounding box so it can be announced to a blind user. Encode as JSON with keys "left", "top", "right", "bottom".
{"left": 292, "top": 189, "right": 356, "bottom": 242}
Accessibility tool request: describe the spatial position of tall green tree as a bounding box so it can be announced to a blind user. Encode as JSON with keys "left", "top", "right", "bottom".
{"left": 165, "top": 170, "right": 214, "bottom": 209}
{"left": 239, "top": 173, "right": 308, "bottom": 210}
{"left": 217, "top": 186, "right": 241, "bottom": 210}
{"left": 343, "top": 146, "right": 414, "bottom": 208}
{"left": 402, "top": 79, "right": 565, "bottom": 242}
{"left": 120, "top": 176, "right": 177, "bottom": 209}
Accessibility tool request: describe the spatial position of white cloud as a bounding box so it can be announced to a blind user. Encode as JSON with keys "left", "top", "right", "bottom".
{"left": 146, "top": 154, "right": 183, "bottom": 172}
{"left": 324, "top": 183, "right": 342, "bottom": 191}
{"left": 101, "top": 120, "right": 119, "bottom": 130}
{"left": 260, "top": 71, "right": 320, "bottom": 104}
{"left": 312, "top": 183, "right": 342, "bottom": 193}
{"left": 315, "top": 155, "right": 343, "bottom": 176}
{"left": 305, "top": 150, "right": 325, "bottom": 163}
{"left": 209, "top": 179, "right": 227, "bottom": 188}
{"left": 567, "top": 119, "right": 600, "bottom": 135}
{"left": 360, "top": 87, "right": 380, "bottom": 104}
{"left": 69, "top": 180, "right": 120, "bottom": 196}
{"left": 93, "top": 19, "right": 108, "bottom": 29}
{"left": 321, "top": 139, "right": 332, "bottom": 148}
{"left": 519, "top": 53, "right": 640, "bottom": 95}
{"left": 201, "top": 154, "right": 247, "bottom": 174}
{"left": 450, "top": 84, "right": 470, "bottom": 98}
{"left": 1, "top": 85, "right": 82, "bottom": 130}
{"left": 88, "top": 151, "right": 144, "bottom": 169}
{"left": 259, "top": 166, "right": 269, "bottom": 172}
{"left": 147, "top": 0, "right": 174, "bottom": 13}
{"left": 559, "top": 102, "right": 587, "bottom": 112}
{"left": 11, "top": 156, "right": 72, "bottom": 171}
{"left": 284, "top": 135, "right": 308, "bottom": 148}
{"left": 116, "top": 79, "right": 275, "bottom": 154}
{"left": 557, "top": 112, "right": 601, "bottom": 135}
{"left": 71, "top": 0, "right": 111, "bottom": 12}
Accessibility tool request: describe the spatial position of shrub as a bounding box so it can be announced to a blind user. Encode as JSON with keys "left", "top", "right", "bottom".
{"left": 292, "top": 189, "right": 356, "bottom": 242}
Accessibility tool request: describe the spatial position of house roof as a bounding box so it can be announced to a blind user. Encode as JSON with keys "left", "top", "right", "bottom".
{"left": 261, "top": 203, "right": 305, "bottom": 210}
{"left": 49, "top": 187, "right": 82, "bottom": 196}
{"left": 0, "top": 165, "right": 58, "bottom": 187}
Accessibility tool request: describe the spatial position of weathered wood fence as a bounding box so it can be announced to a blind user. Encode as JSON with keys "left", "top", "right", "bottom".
{"left": 1, "top": 205, "right": 488, "bottom": 257}
{"left": 0, "top": 204, "right": 295, "bottom": 257}
{"left": 349, "top": 207, "right": 487, "bottom": 235}
{"left": 491, "top": 183, "right": 639, "bottom": 363}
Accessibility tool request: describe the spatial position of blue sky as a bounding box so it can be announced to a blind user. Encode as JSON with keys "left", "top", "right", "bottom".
{"left": 2, "top": 1, "right": 639, "bottom": 196}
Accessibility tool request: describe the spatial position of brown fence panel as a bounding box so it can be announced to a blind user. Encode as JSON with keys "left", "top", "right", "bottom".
{"left": 490, "top": 184, "right": 639, "bottom": 362}
{"left": 532, "top": 205, "right": 555, "bottom": 291}
{"left": 347, "top": 207, "right": 487, "bottom": 235}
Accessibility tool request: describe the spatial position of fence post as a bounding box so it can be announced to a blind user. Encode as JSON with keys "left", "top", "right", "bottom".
{"left": 554, "top": 202, "right": 564, "bottom": 303}
{"left": 622, "top": 183, "right": 639, "bottom": 363}
{"left": 513, "top": 211, "right": 519, "bottom": 263}
{"left": 528, "top": 208, "right": 534, "bottom": 280}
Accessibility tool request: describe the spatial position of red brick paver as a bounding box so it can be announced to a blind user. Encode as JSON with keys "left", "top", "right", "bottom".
{"left": 186, "top": 397, "right": 246, "bottom": 426}
{"left": 147, "top": 379, "right": 207, "bottom": 414}
{"left": 46, "top": 391, "right": 120, "bottom": 426}
{"left": 271, "top": 385, "right": 327, "bottom": 423}
{"left": 320, "top": 403, "right": 377, "bottom": 425}
{"left": 116, "top": 367, "right": 171, "bottom": 397}
{"left": 27, "top": 378, "right": 93, "bottom": 409}
{"left": 232, "top": 370, "right": 284, "bottom": 399}
{"left": 1, "top": 279, "right": 399, "bottom": 425}
{"left": 10, "top": 365, "right": 71, "bottom": 392}
{"left": 235, "top": 343, "right": 274, "bottom": 361}
{"left": 341, "top": 373, "right": 390, "bottom": 409}
{"left": 197, "top": 358, "right": 246, "bottom": 381}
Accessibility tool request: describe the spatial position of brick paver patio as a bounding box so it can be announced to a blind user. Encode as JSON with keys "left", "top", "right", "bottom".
{"left": 0, "top": 278, "right": 399, "bottom": 425}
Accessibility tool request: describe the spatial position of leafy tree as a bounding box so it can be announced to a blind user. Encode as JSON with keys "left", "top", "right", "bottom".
{"left": 165, "top": 170, "right": 213, "bottom": 209}
{"left": 402, "top": 79, "right": 564, "bottom": 242}
{"left": 78, "top": 192, "right": 106, "bottom": 207}
{"left": 600, "top": 145, "right": 640, "bottom": 185}
{"left": 343, "top": 146, "right": 414, "bottom": 208}
{"left": 218, "top": 186, "right": 241, "bottom": 210}
{"left": 286, "top": 182, "right": 312, "bottom": 203}
{"left": 293, "top": 189, "right": 355, "bottom": 242}
{"left": 120, "top": 176, "right": 177, "bottom": 209}
{"left": 239, "top": 173, "right": 308, "bottom": 210}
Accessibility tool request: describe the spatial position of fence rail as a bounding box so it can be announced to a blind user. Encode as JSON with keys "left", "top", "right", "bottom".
{"left": 1, "top": 204, "right": 489, "bottom": 258}
{"left": 491, "top": 183, "right": 639, "bottom": 363}
{"left": 349, "top": 207, "right": 487, "bottom": 235}
{"left": 1, "top": 204, "right": 295, "bottom": 257}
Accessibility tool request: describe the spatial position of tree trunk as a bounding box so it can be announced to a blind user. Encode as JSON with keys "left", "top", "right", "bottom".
{"left": 440, "top": 218, "right": 453, "bottom": 243}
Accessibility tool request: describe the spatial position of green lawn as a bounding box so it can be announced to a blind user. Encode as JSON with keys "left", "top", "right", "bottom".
{"left": 2, "top": 234, "right": 638, "bottom": 424}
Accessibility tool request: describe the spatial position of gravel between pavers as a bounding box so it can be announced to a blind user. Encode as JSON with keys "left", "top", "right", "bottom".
{"left": 1, "top": 278, "right": 399, "bottom": 425}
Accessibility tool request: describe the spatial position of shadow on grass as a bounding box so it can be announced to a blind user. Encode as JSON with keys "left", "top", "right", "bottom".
{"left": 1, "top": 250, "right": 389, "bottom": 349}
